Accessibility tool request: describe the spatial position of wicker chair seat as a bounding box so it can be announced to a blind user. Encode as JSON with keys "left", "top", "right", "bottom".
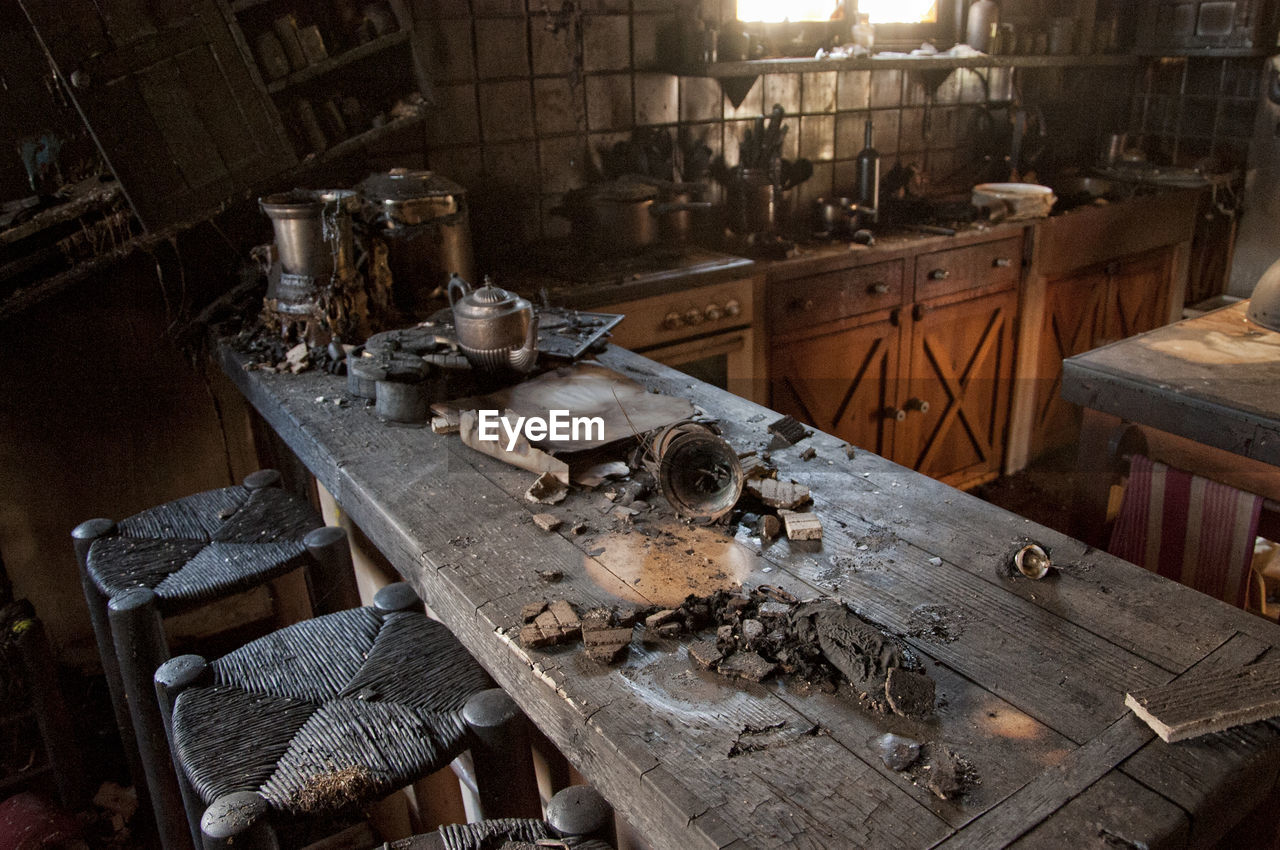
{"left": 86, "top": 483, "right": 320, "bottom": 612}
{"left": 388, "top": 818, "right": 615, "bottom": 850}
{"left": 171, "top": 605, "right": 490, "bottom": 815}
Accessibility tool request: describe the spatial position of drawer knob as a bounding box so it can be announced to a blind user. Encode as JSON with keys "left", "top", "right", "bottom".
{"left": 868, "top": 282, "right": 890, "bottom": 295}
{"left": 883, "top": 406, "right": 907, "bottom": 422}
{"left": 663, "top": 311, "right": 683, "bottom": 330}
{"left": 705, "top": 304, "right": 723, "bottom": 321}
{"left": 724, "top": 299, "right": 741, "bottom": 317}
{"left": 928, "top": 268, "right": 950, "bottom": 281}
{"left": 906, "top": 397, "right": 930, "bottom": 413}
{"left": 913, "top": 303, "right": 929, "bottom": 321}
{"left": 684, "top": 307, "right": 704, "bottom": 325}
{"left": 790, "top": 298, "right": 815, "bottom": 312}
{"left": 993, "top": 257, "right": 1013, "bottom": 268}
{"left": 890, "top": 308, "right": 901, "bottom": 326}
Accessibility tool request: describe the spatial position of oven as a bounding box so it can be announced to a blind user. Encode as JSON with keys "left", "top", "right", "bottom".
{"left": 598, "top": 275, "right": 766, "bottom": 404}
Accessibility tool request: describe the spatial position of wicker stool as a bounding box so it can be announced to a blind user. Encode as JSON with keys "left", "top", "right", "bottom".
{"left": 381, "top": 785, "right": 614, "bottom": 850}
{"left": 157, "top": 582, "right": 539, "bottom": 849}
{"left": 71, "top": 470, "right": 360, "bottom": 848}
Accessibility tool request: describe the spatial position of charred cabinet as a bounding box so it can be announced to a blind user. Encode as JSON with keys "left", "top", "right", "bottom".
{"left": 769, "top": 232, "right": 1022, "bottom": 489}
{"left": 20, "top": 0, "right": 295, "bottom": 230}
{"left": 1029, "top": 247, "right": 1175, "bottom": 458}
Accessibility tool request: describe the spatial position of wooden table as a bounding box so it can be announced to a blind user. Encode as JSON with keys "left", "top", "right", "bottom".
{"left": 1061, "top": 301, "right": 1280, "bottom": 544}
{"left": 222, "top": 341, "right": 1280, "bottom": 849}
{"left": 1061, "top": 301, "right": 1280, "bottom": 467}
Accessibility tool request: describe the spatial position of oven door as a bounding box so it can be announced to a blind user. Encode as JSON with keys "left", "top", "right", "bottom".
{"left": 635, "top": 327, "right": 762, "bottom": 404}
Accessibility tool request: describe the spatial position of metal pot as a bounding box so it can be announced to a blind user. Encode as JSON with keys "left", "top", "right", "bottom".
{"left": 259, "top": 189, "right": 358, "bottom": 278}
{"left": 555, "top": 179, "right": 711, "bottom": 252}
{"left": 447, "top": 275, "right": 538, "bottom": 374}
{"left": 727, "top": 168, "right": 779, "bottom": 235}
{"left": 813, "top": 196, "right": 870, "bottom": 236}
{"left": 359, "top": 169, "right": 475, "bottom": 314}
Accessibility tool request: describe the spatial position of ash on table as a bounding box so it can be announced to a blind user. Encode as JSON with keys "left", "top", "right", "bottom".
{"left": 670, "top": 588, "right": 935, "bottom": 719}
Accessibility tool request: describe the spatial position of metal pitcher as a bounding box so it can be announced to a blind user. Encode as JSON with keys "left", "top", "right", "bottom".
{"left": 447, "top": 275, "right": 538, "bottom": 374}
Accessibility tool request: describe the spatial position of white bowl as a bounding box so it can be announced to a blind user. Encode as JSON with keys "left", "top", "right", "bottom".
{"left": 972, "top": 182, "right": 1057, "bottom": 220}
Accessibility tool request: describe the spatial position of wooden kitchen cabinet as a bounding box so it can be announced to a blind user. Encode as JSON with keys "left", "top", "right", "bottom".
{"left": 898, "top": 289, "right": 1017, "bottom": 485}
{"left": 769, "top": 230, "right": 1024, "bottom": 488}
{"left": 1008, "top": 189, "right": 1197, "bottom": 469}
{"left": 770, "top": 311, "right": 902, "bottom": 459}
{"left": 19, "top": 0, "right": 295, "bottom": 231}
{"left": 1028, "top": 246, "right": 1177, "bottom": 459}
{"left": 20, "top": 0, "right": 423, "bottom": 232}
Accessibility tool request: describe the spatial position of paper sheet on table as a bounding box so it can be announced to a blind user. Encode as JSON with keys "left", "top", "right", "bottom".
{"left": 458, "top": 408, "right": 571, "bottom": 485}
{"left": 443, "top": 361, "right": 695, "bottom": 453}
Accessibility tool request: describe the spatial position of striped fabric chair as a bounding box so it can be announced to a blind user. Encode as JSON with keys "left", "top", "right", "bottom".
{"left": 1108, "top": 454, "right": 1265, "bottom": 609}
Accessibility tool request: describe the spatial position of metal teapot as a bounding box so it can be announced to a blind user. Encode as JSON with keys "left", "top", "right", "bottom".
{"left": 447, "top": 274, "right": 538, "bottom": 374}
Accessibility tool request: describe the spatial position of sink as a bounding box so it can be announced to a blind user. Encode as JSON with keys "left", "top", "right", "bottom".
{"left": 1049, "top": 176, "right": 1120, "bottom": 213}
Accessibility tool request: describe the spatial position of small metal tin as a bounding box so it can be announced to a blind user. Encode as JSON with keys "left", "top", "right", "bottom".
{"left": 347, "top": 350, "right": 385, "bottom": 400}
{"left": 374, "top": 353, "right": 431, "bottom": 424}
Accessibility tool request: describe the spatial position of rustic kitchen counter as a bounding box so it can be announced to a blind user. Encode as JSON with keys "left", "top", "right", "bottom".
{"left": 221, "top": 338, "right": 1280, "bottom": 849}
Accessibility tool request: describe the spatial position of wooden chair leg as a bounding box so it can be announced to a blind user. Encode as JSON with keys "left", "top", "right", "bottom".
{"left": 303, "top": 526, "right": 361, "bottom": 616}
{"left": 373, "top": 582, "right": 423, "bottom": 614}
{"left": 72, "top": 519, "right": 144, "bottom": 789}
{"left": 546, "top": 786, "right": 613, "bottom": 841}
{"left": 242, "top": 469, "right": 283, "bottom": 491}
{"left": 155, "top": 655, "right": 212, "bottom": 850}
{"left": 14, "top": 615, "right": 86, "bottom": 809}
{"left": 462, "top": 689, "right": 541, "bottom": 820}
{"left": 201, "top": 791, "right": 279, "bottom": 850}
{"left": 108, "top": 588, "right": 191, "bottom": 850}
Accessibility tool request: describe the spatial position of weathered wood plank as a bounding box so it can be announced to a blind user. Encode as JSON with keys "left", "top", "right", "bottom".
{"left": 1121, "top": 636, "right": 1280, "bottom": 848}
{"left": 772, "top": 651, "right": 1075, "bottom": 828}
{"left": 932, "top": 630, "right": 1267, "bottom": 849}
{"left": 1125, "top": 659, "right": 1280, "bottom": 743}
{"left": 930, "top": 713, "right": 1155, "bottom": 849}
{"left": 1005, "top": 770, "right": 1189, "bottom": 850}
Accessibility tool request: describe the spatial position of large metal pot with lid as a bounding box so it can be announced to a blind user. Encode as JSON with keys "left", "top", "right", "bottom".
{"left": 359, "top": 168, "right": 476, "bottom": 314}
{"left": 553, "top": 178, "right": 711, "bottom": 253}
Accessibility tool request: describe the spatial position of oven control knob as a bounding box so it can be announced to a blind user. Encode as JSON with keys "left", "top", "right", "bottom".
{"left": 684, "top": 307, "right": 704, "bottom": 325}
{"left": 724, "top": 299, "right": 741, "bottom": 317}
{"left": 705, "top": 304, "right": 723, "bottom": 321}
{"left": 663, "top": 311, "right": 683, "bottom": 330}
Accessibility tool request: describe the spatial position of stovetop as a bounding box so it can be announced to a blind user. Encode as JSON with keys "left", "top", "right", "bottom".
{"left": 509, "top": 241, "right": 757, "bottom": 310}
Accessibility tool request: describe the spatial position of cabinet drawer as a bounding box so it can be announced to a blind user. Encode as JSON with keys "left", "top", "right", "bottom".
{"left": 769, "top": 259, "right": 904, "bottom": 336}
{"left": 913, "top": 237, "right": 1021, "bottom": 300}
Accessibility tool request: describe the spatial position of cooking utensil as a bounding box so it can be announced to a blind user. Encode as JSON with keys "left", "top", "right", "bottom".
{"left": 553, "top": 179, "right": 711, "bottom": 252}
{"left": 904, "top": 223, "right": 958, "bottom": 236}
{"left": 813, "top": 196, "right": 870, "bottom": 236}
{"left": 447, "top": 275, "right": 539, "bottom": 374}
{"left": 727, "top": 168, "right": 779, "bottom": 235}
{"left": 360, "top": 169, "right": 476, "bottom": 314}
{"left": 780, "top": 157, "right": 813, "bottom": 190}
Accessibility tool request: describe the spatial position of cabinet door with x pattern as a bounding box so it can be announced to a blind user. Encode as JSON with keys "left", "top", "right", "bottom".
{"left": 770, "top": 312, "right": 903, "bottom": 459}
{"left": 897, "top": 289, "right": 1017, "bottom": 488}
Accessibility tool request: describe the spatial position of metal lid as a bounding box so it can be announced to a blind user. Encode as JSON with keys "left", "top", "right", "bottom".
{"left": 591, "top": 178, "right": 658, "bottom": 202}
{"left": 452, "top": 276, "right": 527, "bottom": 320}
{"left": 360, "top": 168, "right": 466, "bottom": 202}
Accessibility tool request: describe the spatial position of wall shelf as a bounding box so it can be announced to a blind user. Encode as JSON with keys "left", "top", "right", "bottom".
{"left": 266, "top": 30, "right": 410, "bottom": 94}
{"left": 688, "top": 52, "right": 1140, "bottom": 78}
